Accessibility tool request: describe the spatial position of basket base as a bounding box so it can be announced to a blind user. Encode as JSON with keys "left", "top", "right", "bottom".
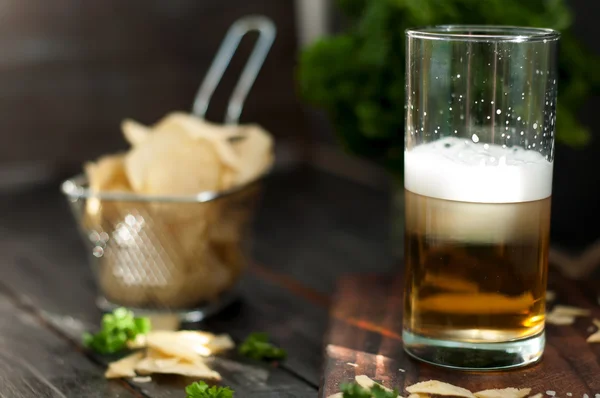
{"left": 96, "top": 289, "right": 238, "bottom": 323}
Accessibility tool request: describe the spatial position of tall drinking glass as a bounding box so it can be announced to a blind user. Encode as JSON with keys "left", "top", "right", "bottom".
{"left": 403, "top": 26, "right": 559, "bottom": 369}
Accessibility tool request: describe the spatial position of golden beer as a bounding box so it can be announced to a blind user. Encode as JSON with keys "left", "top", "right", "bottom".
{"left": 404, "top": 190, "right": 551, "bottom": 343}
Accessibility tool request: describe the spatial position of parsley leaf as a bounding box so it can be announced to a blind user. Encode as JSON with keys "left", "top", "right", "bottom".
{"left": 185, "top": 381, "right": 234, "bottom": 398}
{"left": 339, "top": 382, "right": 399, "bottom": 398}
{"left": 238, "top": 332, "right": 287, "bottom": 361}
{"left": 83, "top": 308, "right": 151, "bottom": 354}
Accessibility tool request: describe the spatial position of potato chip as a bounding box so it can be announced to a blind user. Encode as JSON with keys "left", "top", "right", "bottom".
{"left": 105, "top": 352, "right": 144, "bottom": 379}
{"left": 474, "top": 388, "right": 531, "bottom": 398}
{"left": 587, "top": 331, "right": 600, "bottom": 343}
{"left": 122, "top": 119, "right": 150, "bottom": 147}
{"left": 85, "top": 154, "right": 131, "bottom": 192}
{"left": 551, "top": 305, "right": 591, "bottom": 317}
{"left": 327, "top": 393, "right": 343, "bottom": 398}
{"left": 593, "top": 318, "right": 600, "bottom": 329}
{"left": 205, "top": 334, "right": 235, "bottom": 355}
{"left": 406, "top": 380, "right": 476, "bottom": 398}
{"left": 156, "top": 112, "right": 240, "bottom": 170}
{"left": 408, "top": 394, "right": 431, "bottom": 398}
{"left": 232, "top": 124, "right": 273, "bottom": 186}
{"left": 528, "top": 394, "right": 542, "bottom": 398}
{"left": 135, "top": 355, "right": 221, "bottom": 380}
{"left": 355, "top": 374, "right": 393, "bottom": 392}
{"left": 545, "top": 312, "right": 575, "bottom": 326}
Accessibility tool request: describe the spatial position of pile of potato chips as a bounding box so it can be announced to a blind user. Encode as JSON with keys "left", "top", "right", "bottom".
{"left": 105, "top": 330, "right": 235, "bottom": 380}
{"left": 82, "top": 112, "right": 273, "bottom": 309}
{"left": 329, "top": 375, "right": 538, "bottom": 398}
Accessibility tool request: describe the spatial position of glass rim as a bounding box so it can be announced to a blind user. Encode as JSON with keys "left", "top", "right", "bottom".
{"left": 406, "top": 25, "right": 560, "bottom": 43}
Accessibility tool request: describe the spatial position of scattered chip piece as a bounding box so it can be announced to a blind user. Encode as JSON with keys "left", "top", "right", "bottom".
{"left": 475, "top": 388, "right": 531, "bottom": 398}
{"left": 407, "top": 380, "right": 476, "bottom": 398}
{"left": 132, "top": 376, "right": 152, "bottom": 383}
{"left": 529, "top": 394, "right": 543, "bottom": 398}
{"left": 551, "top": 305, "right": 591, "bottom": 317}
{"left": 545, "top": 312, "right": 575, "bottom": 325}
{"left": 355, "top": 374, "right": 393, "bottom": 392}
{"left": 327, "top": 393, "right": 343, "bottom": 398}
{"left": 105, "top": 352, "right": 144, "bottom": 379}
{"left": 587, "top": 331, "right": 600, "bottom": 343}
{"left": 135, "top": 354, "right": 221, "bottom": 381}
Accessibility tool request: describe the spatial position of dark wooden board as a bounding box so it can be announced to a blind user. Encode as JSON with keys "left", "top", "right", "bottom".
{"left": 0, "top": 290, "right": 141, "bottom": 398}
{"left": 321, "top": 273, "right": 600, "bottom": 397}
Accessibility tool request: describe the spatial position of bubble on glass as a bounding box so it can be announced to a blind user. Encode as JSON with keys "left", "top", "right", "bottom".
{"left": 483, "top": 143, "right": 489, "bottom": 150}
{"left": 487, "top": 116, "right": 491, "bottom": 120}
{"left": 449, "top": 107, "right": 452, "bottom": 111}
{"left": 424, "top": 112, "right": 427, "bottom": 116}
{"left": 521, "top": 131, "right": 524, "bottom": 135}
{"left": 471, "top": 134, "right": 480, "bottom": 143}
{"left": 517, "top": 116, "right": 521, "bottom": 121}
{"left": 533, "top": 123, "right": 538, "bottom": 129}
{"left": 496, "top": 109, "right": 502, "bottom": 115}
{"left": 457, "top": 74, "right": 461, "bottom": 78}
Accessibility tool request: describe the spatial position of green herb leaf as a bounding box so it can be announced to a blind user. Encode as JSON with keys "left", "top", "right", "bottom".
{"left": 83, "top": 308, "right": 151, "bottom": 354}
{"left": 185, "top": 381, "right": 234, "bottom": 398}
{"left": 238, "top": 332, "right": 287, "bottom": 361}
{"left": 339, "top": 382, "right": 399, "bottom": 398}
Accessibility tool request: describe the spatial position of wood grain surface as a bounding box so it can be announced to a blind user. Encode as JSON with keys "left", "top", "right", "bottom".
{"left": 322, "top": 273, "right": 600, "bottom": 397}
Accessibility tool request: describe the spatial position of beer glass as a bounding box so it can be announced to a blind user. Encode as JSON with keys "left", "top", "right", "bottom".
{"left": 403, "top": 26, "right": 559, "bottom": 369}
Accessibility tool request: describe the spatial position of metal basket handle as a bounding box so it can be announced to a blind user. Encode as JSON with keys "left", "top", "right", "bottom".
{"left": 192, "top": 15, "right": 276, "bottom": 125}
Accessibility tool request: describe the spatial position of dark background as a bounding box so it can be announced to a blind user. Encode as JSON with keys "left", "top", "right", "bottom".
{"left": 0, "top": 0, "right": 597, "bottom": 251}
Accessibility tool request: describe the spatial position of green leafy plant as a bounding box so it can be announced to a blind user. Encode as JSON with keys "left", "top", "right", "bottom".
{"left": 82, "top": 307, "right": 151, "bottom": 354}
{"left": 185, "top": 381, "right": 234, "bottom": 398}
{"left": 298, "top": 0, "right": 600, "bottom": 175}
{"left": 339, "top": 382, "right": 400, "bottom": 398}
{"left": 238, "top": 332, "right": 287, "bottom": 361}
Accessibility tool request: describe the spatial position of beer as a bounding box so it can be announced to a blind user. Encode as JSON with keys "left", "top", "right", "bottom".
{"left": 403, "top": 137, "right": 552, "bottom": 344}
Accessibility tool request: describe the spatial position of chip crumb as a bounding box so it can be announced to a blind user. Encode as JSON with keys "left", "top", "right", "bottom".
{"left": 594, "top": 394, "right": 599, "bottom": 398}
{"left": 407, "top": 380, "right": 475, "bottom": 398}
{"left": 546, "top": 311, "right": 575, "bottom": 325}
{"left": 346, "top": 362, "right": 358, "bottom": 367}
{"left": 552, "top": 305, "right": 591, "bottom": 317}
{"left": 355, "top": 375, "right": 393, "bottom": 393}
{"left": 566, "top": 393, "right": 572, "bottom": 397}
{"left": 399, "top": 368, "right": 406, "bottom": 372}
{"left": 587, "top": 331, "right": 600, "bottom": 343}
{"left": 583, "top": 394, "right": 589, "bottom": 398}
{"left": 132, "top": 376, "right": 151, "bottom": 383}
{"left": 529, "top": 394, "right": 543, "bottom": 398}
{"left": 475, "top": 387, "right": 531, "bottom": 398}
{"left": 545, "top": 290, "right": 556, "bottom": 301}
{"left": 546, "top": 391, "right": 556, "bottom": 396}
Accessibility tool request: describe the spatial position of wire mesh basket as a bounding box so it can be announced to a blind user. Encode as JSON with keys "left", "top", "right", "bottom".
{"left": 61, "top": 16, "right": 276, "bottom": 321}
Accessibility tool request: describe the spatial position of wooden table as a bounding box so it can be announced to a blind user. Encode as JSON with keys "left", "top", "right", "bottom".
{"left": 1, "top": 165, "right": 599, "bottom": 397}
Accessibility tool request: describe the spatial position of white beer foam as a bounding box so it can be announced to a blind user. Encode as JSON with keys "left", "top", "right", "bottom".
{"left": 405, "top": 137, "right": 553, "bottom": 203}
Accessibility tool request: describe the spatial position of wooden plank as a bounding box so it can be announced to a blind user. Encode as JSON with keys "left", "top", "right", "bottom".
{"left": 321, "top": 272, "right": 600, "bottom": 397}
{"left": 0, "top": 290, "right": 140, "bottom": 398}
